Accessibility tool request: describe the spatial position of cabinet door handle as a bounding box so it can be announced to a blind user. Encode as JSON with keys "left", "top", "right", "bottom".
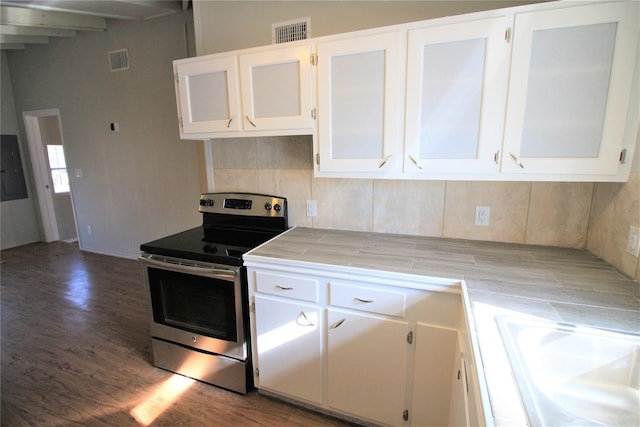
{"left": 297, "top": 311, "right": 315, "bottom": 326}
{"left": 226, "top": 116, "right": 234, "bottom": 128}
{"left": 408, "top": 155, "right": 423, "bottom": 170}
{"left": 509, "top": 152, "right": 525, "bottom": 169}
{"left": 276, "top": 285, "right": 294, "bottom": 290}
{"left": 378, "top": 154, "right": 393, "bottom": 168}
{"left": 330, "top": 318, "right": 346, "bottom": 329}
{"left": 245, "top": 115, "right": 257, "bottom": 127}
{"left": 354, "top": 297, "right": 374, "bottom": 303}
{"left": 620, "top": 148, "right": 628, "bottom": 164}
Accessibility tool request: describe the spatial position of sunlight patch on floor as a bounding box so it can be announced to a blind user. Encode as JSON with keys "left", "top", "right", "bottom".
{"left": 130, "top": 374, "right": 196, "bottom": 426}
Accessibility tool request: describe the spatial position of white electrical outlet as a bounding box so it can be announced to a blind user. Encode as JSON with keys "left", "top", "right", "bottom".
{"left": 475, "top": 206, "right": 490, "bottom": 226}
{"left": 626, "top": 225, "right": 640, "bottom": 257}
{"left": 306, "top": 200, "right": 317, "bottom": 217}
{"left": 87, "top": 225, "right": 93, "bottom": 235}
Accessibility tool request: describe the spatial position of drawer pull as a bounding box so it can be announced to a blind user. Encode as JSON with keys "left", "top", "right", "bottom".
{"left": 297, "top": 311, "right": 315, "bottom": 327}
{"left": 354, "top": 297, "right": 374, "bottom": 303}
{"left": 330, "top": 318, "right": 346, "bottom": 329}
{"left": 276, "top": 285, "right": 294, "bottom": 290}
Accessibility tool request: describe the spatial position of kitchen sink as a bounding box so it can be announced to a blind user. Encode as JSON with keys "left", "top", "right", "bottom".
{"left": 496, "top": 316, "right": 639, "bottom": 426}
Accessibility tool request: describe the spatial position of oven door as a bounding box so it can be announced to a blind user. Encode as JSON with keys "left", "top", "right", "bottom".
{"left": 139, "top": 254, "right": 246, "bottom": 360}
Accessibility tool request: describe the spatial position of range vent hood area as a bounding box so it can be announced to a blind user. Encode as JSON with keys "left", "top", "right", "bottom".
{"left": 0, "top": 0, "right": 190, "bottom": 50}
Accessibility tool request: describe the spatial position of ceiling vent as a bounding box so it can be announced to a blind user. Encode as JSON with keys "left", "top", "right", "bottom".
{"left": 109, "top": 49, "right": 129, "bottom": 72}
{"left": 272, "top": 17, "right": 310, "bottom": 44}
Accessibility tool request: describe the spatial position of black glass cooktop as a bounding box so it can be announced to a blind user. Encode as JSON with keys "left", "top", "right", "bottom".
{"left": 140, "top": 226, "right": 280, "bottom": 266}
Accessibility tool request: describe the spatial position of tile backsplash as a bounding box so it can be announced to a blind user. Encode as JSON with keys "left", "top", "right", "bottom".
{"left": 211, "top": 135, "right": 639, "bottom": 281}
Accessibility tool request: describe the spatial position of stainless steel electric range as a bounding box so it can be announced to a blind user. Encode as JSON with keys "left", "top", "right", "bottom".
{"left": 139, "top": 192, "right": 288, "bottom": 394}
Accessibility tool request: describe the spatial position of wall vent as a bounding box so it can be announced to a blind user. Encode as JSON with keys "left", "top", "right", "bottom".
{"left": 272, "top": 17, "right": 310, "bottom": 44}
{"left": 109, "top": 49, "right": 129, "bottom": 72}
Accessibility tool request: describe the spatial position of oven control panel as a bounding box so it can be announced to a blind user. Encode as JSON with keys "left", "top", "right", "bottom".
{"left": 199, "top": 192, "right": 287, "bottom": 218}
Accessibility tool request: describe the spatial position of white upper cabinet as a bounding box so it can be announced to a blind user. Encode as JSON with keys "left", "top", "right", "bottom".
{"left": 239, "top": 45, "right": 314, "bottom": 132}
{"left": 174, "top": 44, "right": 314, "bottom": 139}
{"left": 175, "top": 55, "right": 241, "bottom": 136}
{"left": 316, "top": 32, "right": 405, "bottom": 175}
{"left": 501, "top": 1, "right": 639, "bottom": 177}
{"left": 404, "top": 17, "right": 509, "bottom": 176}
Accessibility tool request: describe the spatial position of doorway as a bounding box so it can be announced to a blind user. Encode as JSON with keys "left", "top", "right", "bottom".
{"left": 22, "top": 109, "right": 78, "bottom": 243}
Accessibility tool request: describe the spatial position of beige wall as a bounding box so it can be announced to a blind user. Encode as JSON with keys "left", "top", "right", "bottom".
{"left": 212, "top": 136, "right": 640, "bottom": 282}
{"left": 588, "top": 135, "right": 640, "bottom": 281}
{"left": 194, "top": 0, "right": 542, "bottom": 54}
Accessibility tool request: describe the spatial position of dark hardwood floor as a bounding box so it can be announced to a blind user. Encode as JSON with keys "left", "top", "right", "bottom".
{"left": 1, "top": 242, "right": 355, "bottom": 427}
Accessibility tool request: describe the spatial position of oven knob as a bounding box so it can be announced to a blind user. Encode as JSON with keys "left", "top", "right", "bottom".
{"left": 206, "top": 199, "right": 214, "bottom": 207}
{"left": 274, "top": 203, "right": 282, "bottom": 212}
{"left": 264, "top": 202, "right": 272, "bottom": 211}
{"left": 199, "top": 199, "right": 207, "bottom": 206}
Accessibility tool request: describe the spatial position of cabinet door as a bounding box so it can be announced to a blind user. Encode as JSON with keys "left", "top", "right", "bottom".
{"left": 239, "top": 45, "right": 314, "bottom": 132}
{"left": 502, "top": 1, "right": 639, "bottom": 176}
{"left": 254, "top": 295, "right": 322, "bottom": 404}
{"left": 404, "top": 18, "right": 509, "bottom": 176}
{"left": 317, "top": 32, "right": 404, "bottom": 174}
{"left": 411, "top": 324, "right": 458, "bottom": 426}
{"left": 449, "top": 354, "right": 470, "bottom": 427}
{"left": 175, "top": 55, "right": 241, "bottom": 135}
{"left": 327, "top": 309, "right": 408, "bottom": 425}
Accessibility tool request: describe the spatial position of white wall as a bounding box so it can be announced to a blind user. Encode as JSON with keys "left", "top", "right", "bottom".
{"left": 5, "top": 11, "right": 202, "bottom": 258}
{"left": 0, "top": 50, "right": 42, "bottom": 249}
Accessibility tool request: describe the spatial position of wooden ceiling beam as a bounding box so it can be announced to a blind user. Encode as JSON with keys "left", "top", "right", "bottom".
{"left": 0, "top": 6, "right": 107, "bottom": 31}
{"left": 0, "top": 34, "right": 49, "bottom": 44}
{"left": 0, "top": 24, "right": 76, "bottom": 37}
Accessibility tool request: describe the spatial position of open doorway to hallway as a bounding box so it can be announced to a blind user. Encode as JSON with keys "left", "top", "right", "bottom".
{"left": 22, "top": 109, "right": 78, "bottom": 243}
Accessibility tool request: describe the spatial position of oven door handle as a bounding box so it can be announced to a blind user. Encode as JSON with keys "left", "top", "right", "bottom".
{"left": 138, "top": 255, "right": 238, "bottom": 278}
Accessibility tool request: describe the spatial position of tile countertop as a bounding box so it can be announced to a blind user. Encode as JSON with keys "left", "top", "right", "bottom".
{"left": 245, "top": 227, "right": 640, "bottom": 427}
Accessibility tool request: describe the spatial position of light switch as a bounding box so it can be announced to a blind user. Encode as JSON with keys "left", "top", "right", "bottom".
{"left": 75, "top": 169, "right": 82, "bottom": 178}
{"left": 626, "top": 225, "right": 640, "bottom": 257}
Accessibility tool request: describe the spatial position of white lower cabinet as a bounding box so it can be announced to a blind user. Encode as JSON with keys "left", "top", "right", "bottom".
{"left": 327, "top": 309, "right": 409, "bottom": 425}
{"left": 411, "top": 323, "right": 459, "bottom": 426}
{"left": 253, "top": 295, "right": 322, "bottom": 404}
{"left": 248, "top": 266, "right": 475, "bottom": 426}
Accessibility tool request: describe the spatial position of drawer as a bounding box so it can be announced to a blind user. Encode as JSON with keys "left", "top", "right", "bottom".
{"left": 255, "top": 271, "right": 319, "bottom": 302}
{"left": 329, "top": 282, "right": 406, "bottom": 317}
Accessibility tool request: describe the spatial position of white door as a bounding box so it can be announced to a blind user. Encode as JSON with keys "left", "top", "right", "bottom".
{"left": 175, "top": 55, "right": 241, "bottom": 135}
{"left": 410, "top": 323, "right": 458, "bottom": 426}
{"left": 327, "top": 309, "right": 408, "bottom": 425}
{"left": 317, "top": 32, "right": 404, "bottom": 174}
{"left": 501, "top": 1, "right": 639, "bottom": 176}
{"left": 254, "top": 295, "right": 323, "bottom": 404}
{"left": 23, "top": 109, "right": 78, "bottom": 243}
{"left": 239, "top": 45, "right": 314, "bottom": 132}
{"left": 404, "top": 17, "right": 509, "bottom": 176}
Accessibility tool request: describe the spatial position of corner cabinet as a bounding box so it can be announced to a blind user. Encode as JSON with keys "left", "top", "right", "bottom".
{"left": 501, "top": 1, "right": 639, "bottom": 178}
{"left": 174, "top": 43, "right": 314, "bottom": 139}
{"left": 247, "top": 262, "right": 466, "bottom": 427}
{"left": 404, "top": 17, "right": 509, "bottom": 176}
{"left": 316, "top": 32, "right": 405, "bottom": 176}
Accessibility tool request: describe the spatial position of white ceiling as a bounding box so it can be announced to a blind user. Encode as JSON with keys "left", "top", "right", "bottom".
{"left": 0, "top": 0, "right": 188, "bottom": 50}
